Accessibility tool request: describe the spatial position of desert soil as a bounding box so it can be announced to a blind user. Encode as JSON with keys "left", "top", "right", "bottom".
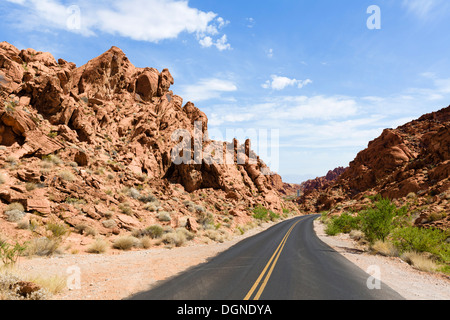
{"left": 12, "top": 216, "right": 450, "bottom": 300}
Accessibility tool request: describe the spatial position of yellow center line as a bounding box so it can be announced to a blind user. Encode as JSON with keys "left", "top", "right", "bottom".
{"left": 244, "top": 219, "right": 301, "bottom": 300}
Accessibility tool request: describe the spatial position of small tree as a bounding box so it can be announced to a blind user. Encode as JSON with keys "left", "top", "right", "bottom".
{"left": 360, "top": 198, "right": 397, "bottom": 243}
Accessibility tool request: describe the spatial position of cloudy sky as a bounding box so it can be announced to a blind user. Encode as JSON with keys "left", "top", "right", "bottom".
{"left": 1, "top": 0, "right": 450, "bottom": 183}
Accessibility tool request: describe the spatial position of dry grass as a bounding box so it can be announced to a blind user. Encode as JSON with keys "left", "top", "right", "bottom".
{"left": 349, "top": 229, "right": 365, "bottom": 241}
{"left": 371, "top": 240, "right": 399, "bottom": 257}
{"left": 58, "top": 170, "right": 76, "bottom": 182}
{"left": 6, "top": 202, "right": 25, "bottom": 212}
{"left": 161, "top": 231, "right": 187, "bottom": 248}
{"left": 87, "top": 239, "right": 109, "bottom": 254}
{"left": 0, "top": 267, "right": 66, "bottom": 300}
{"left": 112, "top": 236, "right": 138, "bottom": 251}
{"left": 139, "top": 236, "right": 152, "bottom": 249}
{"left": 401, "top": 251, "right": 438, "bottom": 272}
{"left": 24, "top": 238, "right": 62, "bottom": 257}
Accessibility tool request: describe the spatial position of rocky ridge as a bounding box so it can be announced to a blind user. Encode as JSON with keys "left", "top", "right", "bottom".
{"left": 0, "top": 42, "right": 298, "bottom": 252}
{"left": 298, "top": 106, "right": 450, "bottom": 231}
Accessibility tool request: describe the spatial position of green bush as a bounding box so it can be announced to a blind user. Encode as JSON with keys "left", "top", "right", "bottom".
{"left": 392, "top": 227, "right": 450, "bottom": 263}
{"left": 0, "top": 240, "right": 26, "bottom": 266}
{"left": 360, "top": 198, "right": 398, "bottom": 243}
{"left": 325, "top": 213, "right": 361, "bottom": 236}
{"left": 252, "top": 205, "right": 279, "bottom": 222}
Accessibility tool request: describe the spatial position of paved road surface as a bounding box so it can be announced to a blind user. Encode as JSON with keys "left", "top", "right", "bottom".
{"left": 129, "top": 215, "right": 404, "bottom": 300}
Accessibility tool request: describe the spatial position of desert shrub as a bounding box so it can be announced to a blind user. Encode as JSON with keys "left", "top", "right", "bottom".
{"left": 252, "top": 205, "right": 269, "bottom": 221}
{"left": 161, "top": 231, "right": 186, "bottom": 247}
{"left": 143, "top": 202, "right": 159, "bottom": 212}
{"left": 204, "top": 230, "right": 227, "bottom": 243}
{"left": 5, "top": 210, "right": 26, "bottom": 223}
{"left": 127, "top": 187, "right": 141, "bottom": 199}
{"left": 102, "top": 219, "right": 117, "bottom": 229}
{"left": 119, "top": 203, "right": 133, "bottom": 216}
{"left": 157, "top": 211, "right": 172, "bottom": 222}
{"left": 194, "top": 205, "right": 206, "bottom": 214}
{"left": 392, "top": 226, "right": 450, "bottom": 263}
{"left": 139, "top": 236, "right": 152, "bottom": 249}
{"left": 46, "top": 223, "right": 69, "bottom": 239}
{"left": 24, "top": 238, "right": 61, "bottom": 257}
{"left": 139, "top": 193, "right": 158, "bottom": 203}
{"left": 133, "top": 225, "right": 164, "bottom": 239}
{"left": 6, "top": 203, "right": 25, "bottom": 212}
{"left": 112, "top": 236, "right": 138, "bottom": 251}
{"left": 58, "top": 170, "right": 76, "bottom": 182}
{"left": 17, "top": 220, "right": 30, "bottom": 230}
{"left": 25, "top": 183, "right": 37, "bottom": 191}
{"left": 183, "top": 201, "right": 196, "bottom": 212}
{"left": 43, "top": 155, "right": 62, "bottom": 165}
{"left": 252, "top": 205, "right": 279, "bottom": 222}
{"left": 325, "top": 212, "right": 361, "bottom": 236}
{"left": 87, "top": 239, "right": 108, "bottom": 254}
{"left": 176, "top": 228, "right": 195, "bottom": 241}
{"left": 147, "top": 225, "right": 165, "bottom": 239}
{"left": 75, "top": 224, "right": 97, "bottom": 236}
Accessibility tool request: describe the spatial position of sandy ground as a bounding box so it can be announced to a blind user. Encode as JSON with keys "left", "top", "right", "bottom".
{"left": 11, "top": 216, "right": 450, "bottom": 300}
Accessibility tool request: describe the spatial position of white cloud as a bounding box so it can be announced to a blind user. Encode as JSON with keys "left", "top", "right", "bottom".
{"left": 262, "top": 75, "right": 312, "bottom": 91}
{"left": 402, "top": 0, "right": 445, "bottom": 19}
{"left": 213, "top": 35, "right": 231, "bottom": 51}
{"left": 6, "top": 0, "right": 230, "bottom": 49}
{"left": 264, "top": 95, "right": 358, "bottom": 120}
{"left": 267, "top": 48, "right": 274, "bottom": 58}
{"left": 179, "top": 78, "right": 237, "bottom": 102}
{"left": 246, "top": 17, "right": 255, "bottom": 28}
{"left": 404, "top": 73, "right": 450, "bottom": 101}
{"left": 199, "top": 36, "right": 214, "bottom": 48}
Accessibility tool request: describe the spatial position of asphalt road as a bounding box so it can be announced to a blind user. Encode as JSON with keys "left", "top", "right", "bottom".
{"left": 129, "top": 215, "right": 404, "bottom": 300}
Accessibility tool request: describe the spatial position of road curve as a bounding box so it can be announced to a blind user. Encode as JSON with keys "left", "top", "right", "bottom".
{"left": 129, "top": 215, "right": 404, "bottom": 300}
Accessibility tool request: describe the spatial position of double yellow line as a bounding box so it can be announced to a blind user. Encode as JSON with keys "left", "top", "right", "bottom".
{"left": 244, "top": 219, "right": 301, "bottom": 300}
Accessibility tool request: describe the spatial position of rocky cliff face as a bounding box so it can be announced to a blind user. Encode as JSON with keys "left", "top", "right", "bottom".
{"left": 298, "top": 106, "right": 450, "bottom": 230}
{"left": 0, "top": 42, "right": 297, "bottom": 247}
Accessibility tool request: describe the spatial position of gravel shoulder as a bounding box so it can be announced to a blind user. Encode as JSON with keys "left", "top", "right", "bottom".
{"left": 11, "top": 215, "right": 450, "bottom": 300}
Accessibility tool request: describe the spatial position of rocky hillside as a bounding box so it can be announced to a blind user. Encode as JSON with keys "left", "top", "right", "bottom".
{"left": 300, "top": 167, "right": 347, "bottom": 193}
{"left": 298, "top": 106, "right": 450, "bottom": 230}
{"left": 0, "top": 42, "right": 298, "bottom": 251}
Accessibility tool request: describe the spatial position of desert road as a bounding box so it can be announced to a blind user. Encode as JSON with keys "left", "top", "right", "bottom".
{"left": 129, "top": 215, "right": 404, "bottom": 300}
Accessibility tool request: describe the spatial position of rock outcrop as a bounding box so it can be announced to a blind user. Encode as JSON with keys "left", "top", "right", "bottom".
{"left": 0, "top": 42, "right": 298, "bottom": 249}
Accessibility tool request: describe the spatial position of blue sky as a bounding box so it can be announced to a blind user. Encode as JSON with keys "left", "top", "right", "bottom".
{"left": 1, "top": 0, "right": 450, "bottom": 183}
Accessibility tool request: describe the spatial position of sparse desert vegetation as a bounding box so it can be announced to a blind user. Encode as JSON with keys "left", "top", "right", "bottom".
{"left": 321, "top": 197, "right": 450, "bottom": 274}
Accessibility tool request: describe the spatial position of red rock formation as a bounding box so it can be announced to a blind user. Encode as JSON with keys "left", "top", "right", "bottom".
{"left": 0, "top": 42, "right": 298, "bottom": 247}
{"left": 297, "top": 106, "right": 449, "bottom": 230}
